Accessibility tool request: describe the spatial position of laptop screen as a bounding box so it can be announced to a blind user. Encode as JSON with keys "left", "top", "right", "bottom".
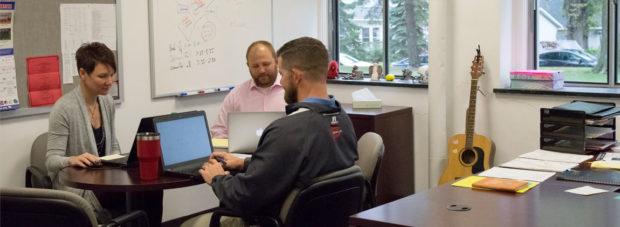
{"left": 154, "top": 112, "right": 213, "bottom": 166}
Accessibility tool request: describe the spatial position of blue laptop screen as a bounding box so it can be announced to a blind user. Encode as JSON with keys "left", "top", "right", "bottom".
{"left": 155, "top": 115, "right": 212, "bottom": 166}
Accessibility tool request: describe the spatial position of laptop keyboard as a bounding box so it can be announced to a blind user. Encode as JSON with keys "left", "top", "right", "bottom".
{"left": 175, "top": 168, "right": 201, "bottom": 177}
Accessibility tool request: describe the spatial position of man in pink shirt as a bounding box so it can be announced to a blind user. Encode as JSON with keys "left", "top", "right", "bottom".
{"left": 210, "top": 41, "right": 286, "bottom": 138}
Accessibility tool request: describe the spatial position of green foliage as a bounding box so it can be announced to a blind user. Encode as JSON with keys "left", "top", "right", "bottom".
{"left": 338, "top": 0, "right": 365, "bottom": 58}
{"left": 338, "top": 0, "right": 428, "bottom": 72}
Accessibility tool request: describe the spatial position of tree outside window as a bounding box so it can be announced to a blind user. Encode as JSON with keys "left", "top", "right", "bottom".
{"left": 336, "top": 0, "right": 429, "bottom": 83}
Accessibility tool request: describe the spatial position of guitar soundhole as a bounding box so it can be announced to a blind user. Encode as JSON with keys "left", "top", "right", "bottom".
{"left": 460, "top": 149, "right": 477, "bottom": 165}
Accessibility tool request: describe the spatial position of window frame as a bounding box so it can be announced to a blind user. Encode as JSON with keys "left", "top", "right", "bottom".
{"left": 328, "top": 0, "right": 428, "bottom": 86}
{"left": 532, "top": 0, "right": 618, "bottom": 87}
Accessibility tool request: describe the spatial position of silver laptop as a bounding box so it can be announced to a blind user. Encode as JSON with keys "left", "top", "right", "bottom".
{"left": 228, "top": 112, "right": 285, "bottom": 153}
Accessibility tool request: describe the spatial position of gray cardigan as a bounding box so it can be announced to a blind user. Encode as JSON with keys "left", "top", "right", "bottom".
{"left": 46, "top": 84, "right": 120, "bottom": 211}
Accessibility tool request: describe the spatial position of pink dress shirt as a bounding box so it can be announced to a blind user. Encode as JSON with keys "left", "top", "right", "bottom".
{"left": 210, "top": 77, "right": 286, "bottom": 138}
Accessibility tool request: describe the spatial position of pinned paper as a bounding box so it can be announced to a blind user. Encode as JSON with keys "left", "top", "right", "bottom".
{"left": 27, "top": 55, "right": 62, "bottom": 107}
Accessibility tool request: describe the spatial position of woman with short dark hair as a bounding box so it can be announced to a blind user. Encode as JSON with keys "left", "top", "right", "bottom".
{"left": 45, "top": 42, "right": 121, "bottom": 222}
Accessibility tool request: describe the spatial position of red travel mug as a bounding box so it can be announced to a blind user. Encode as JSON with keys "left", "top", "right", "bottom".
{"left": 136, "top": 132, "right": 161, "bottom": 181}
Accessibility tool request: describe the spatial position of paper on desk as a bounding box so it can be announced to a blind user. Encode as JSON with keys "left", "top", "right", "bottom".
{"left": 500, "top": 157, "right": 578, "bottom": 172}
{"left": 478, "top": 167, "right": 556, "bottom": 182}
{"left": 352, "top": 88, "right": 380, "bottom": 101}
{"left": 212, "top": 138, "right": 228, "bottom": 149}
{"left": 231, "top": 153, "right": 251, "bottom": 159}
{"left": 591, "top": 161, "right": 620, "bottom": 170}
{"left": 99, "top": 154, "right": 126, "bottom": 161}
{"left": 451, "top": 176, "right": 539, "bottom": 193}
{"left": 565, "top": 186, "right": 609, "bottom": 196}
{"left": 600, "top": 152, "right": 620, "bottom": 162}
{"left": 519, "top": 149, "right": 593, "bottom": 164}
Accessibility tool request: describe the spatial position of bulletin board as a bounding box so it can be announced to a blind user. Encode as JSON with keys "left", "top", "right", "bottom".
{"left": 0, "top": 0, "right": 121, "bottom": 120}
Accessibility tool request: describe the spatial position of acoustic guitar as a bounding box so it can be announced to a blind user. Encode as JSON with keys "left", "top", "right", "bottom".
{"left": 439, "top": 46, "right": 494, "bottom": 185}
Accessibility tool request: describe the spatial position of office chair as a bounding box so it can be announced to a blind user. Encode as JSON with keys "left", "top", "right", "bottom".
{"left": 0, "top": 187, "right": 150, "bottom": 227}
{"left": 25, "top": 132, "right": 52, "bottom": 189}
{"left": 207, "top": 165, "right": 366, "bottom": 227}
{"left": 355, "top": 132, "right": 384, "bottom": 208}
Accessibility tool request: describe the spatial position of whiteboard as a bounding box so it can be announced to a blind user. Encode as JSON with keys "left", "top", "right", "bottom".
{"left": 148, "top": 0, "right": 273, "bottom": 98}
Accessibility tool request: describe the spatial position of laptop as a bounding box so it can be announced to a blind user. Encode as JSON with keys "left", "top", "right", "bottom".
{"left": 153, "top": 111, "right": 213, "bottom": 178}
{"left": 228, "top": 112, "right": 285, "bottom": 153}
{"left": 101, "top": 116, "right": 155, "bottom": 167}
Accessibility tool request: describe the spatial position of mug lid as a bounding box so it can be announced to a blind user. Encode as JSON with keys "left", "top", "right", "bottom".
{"left": 136, "top": 132, "right": 160, "bottom": 140}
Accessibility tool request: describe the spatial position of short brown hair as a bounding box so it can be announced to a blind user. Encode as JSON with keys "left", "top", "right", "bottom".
{"left": 75, "top": 42, "right": 116, "bottom": 75}
{"left": 246, "top": 40, "right": 276, "bottom": 62}
{"left": 276, "top": 37, "right": 328, "bottom": 81}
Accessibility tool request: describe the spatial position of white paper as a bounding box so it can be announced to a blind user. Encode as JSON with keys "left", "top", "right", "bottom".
{"left": 478, "top": 167, "right": 556, "bottom": 182}
{"left": 99, "top": 153, "right": 126, "bottom": 161}
{"left": 600, "top": 152, "right": 620, "bottom": 162}
{"left": 60, "top": 4, "right": 116, "bottom": 84}
{"left": 352, "top": 88, "right": 380, "bottom": 101}
{"left": 500, "top": 157, "right": 577, "bottom": 172}
{"left": 0, "top": 55, "right": 18, "bottom": 110}
{"left": 231, "top": 153, "right": 251, "bottom": 159}
{"left": 519, "top": 149, "right": 593, "bottom": 164}
{"left": 565, "top": 186, "right": 609, "bottom": 196}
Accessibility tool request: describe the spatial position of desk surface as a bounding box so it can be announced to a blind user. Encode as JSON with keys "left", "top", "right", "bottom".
{"left": 59, "top": 166, "right": 202, "bottom": 192}
{"left": 350, "top": 178, "right": 620, "bottom": 227}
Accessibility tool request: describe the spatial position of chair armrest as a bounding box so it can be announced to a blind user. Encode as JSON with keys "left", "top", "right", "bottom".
{"left": 209, "top": 208, "right": 280, "bottom": 227}
{"left": 105, "top": 210, "right": 149, "bottom": 227}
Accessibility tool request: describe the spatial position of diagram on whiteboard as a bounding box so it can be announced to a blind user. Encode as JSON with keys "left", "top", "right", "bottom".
{"left": 169, "top": 0, "right": 217, "bottom": 71}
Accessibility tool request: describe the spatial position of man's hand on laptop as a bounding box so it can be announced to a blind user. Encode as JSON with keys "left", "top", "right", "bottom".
{"left": 211, "top": 151, "right": 244, "bottom": 171}
{"left": 199, "top": 159, "right": 229, "bottom": 184}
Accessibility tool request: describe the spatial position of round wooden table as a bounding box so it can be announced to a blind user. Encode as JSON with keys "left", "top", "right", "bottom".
{"left": 60, "top": 166, "right": 203, "bottom": 227}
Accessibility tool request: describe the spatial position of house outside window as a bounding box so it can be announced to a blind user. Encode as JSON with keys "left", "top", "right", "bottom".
{"left": 535, "top": 0, "right": 618, "bottom": 85}
{"left": 334, "top": 0, "right": 429, "bottom": 84}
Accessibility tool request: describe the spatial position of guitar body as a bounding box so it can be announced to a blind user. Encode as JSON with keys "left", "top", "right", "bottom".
{"left": 439, "top": 133, "right": 494, "bottom": 184}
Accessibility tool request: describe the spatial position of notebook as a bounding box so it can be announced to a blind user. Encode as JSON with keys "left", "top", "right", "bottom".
{"left": 101, "top": 116, "right": 155, "bottom": 167}
{"left": 227, "top": 112, "right": 285, "bottom": 153}
{"left": 153, "top": 111, "right": 213, "bottom": 178}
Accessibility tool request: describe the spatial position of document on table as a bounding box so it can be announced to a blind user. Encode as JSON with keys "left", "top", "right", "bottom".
{"left": 478, "top": 167, "right": 556, "bottom": 182}
{"left": 499, "top": 157, "right": 578, "bottom": 172}
{"left": 565, "top": 186, "right": 609, "bottom": 196}
{"left": 519, "top": 149, "right": 593, "bottom": 164}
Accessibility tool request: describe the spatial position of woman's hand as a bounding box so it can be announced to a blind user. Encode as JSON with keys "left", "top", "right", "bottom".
{"left": 68, "top": 153, "right": 101, "bottom": 168}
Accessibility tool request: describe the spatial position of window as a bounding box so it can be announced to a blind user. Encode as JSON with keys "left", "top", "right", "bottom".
{"left": 333, "top": 0, "right": 429, "bottom": 84}
{"left": 362, "top": 27, "right": 370, "bottom": 42}
{"left": 535, "top": 0, "right": 618, "bottom": 85}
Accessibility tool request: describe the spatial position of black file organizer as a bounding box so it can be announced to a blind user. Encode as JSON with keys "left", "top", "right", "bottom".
{"left": 540, "top": 103, "right": 616, "bottom": 154}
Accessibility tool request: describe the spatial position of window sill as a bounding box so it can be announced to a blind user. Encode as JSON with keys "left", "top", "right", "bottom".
{"left": 494, "top": 86, "right": 620, "bottom": 98}
{"left": 327, "top": 77, "right": 428, "bottom": 88}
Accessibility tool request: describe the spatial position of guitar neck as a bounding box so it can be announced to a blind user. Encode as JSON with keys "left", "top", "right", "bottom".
{"left": 465, "top": 78, "right": 479, "bottom": 148}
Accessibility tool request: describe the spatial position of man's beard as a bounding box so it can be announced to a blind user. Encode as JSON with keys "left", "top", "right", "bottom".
{"left": 284, "top": 85, "right": 297, "bottom": 104}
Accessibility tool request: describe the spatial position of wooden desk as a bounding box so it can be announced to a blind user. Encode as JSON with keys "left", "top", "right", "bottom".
{"left": 342, "top": 104, "right": 414, "bottom": 204}
{"left": 60, "top": 166, "right": 202, "bottom": 227}
{"left": 349, "top": 178, "right": 619, "bottom": 227}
